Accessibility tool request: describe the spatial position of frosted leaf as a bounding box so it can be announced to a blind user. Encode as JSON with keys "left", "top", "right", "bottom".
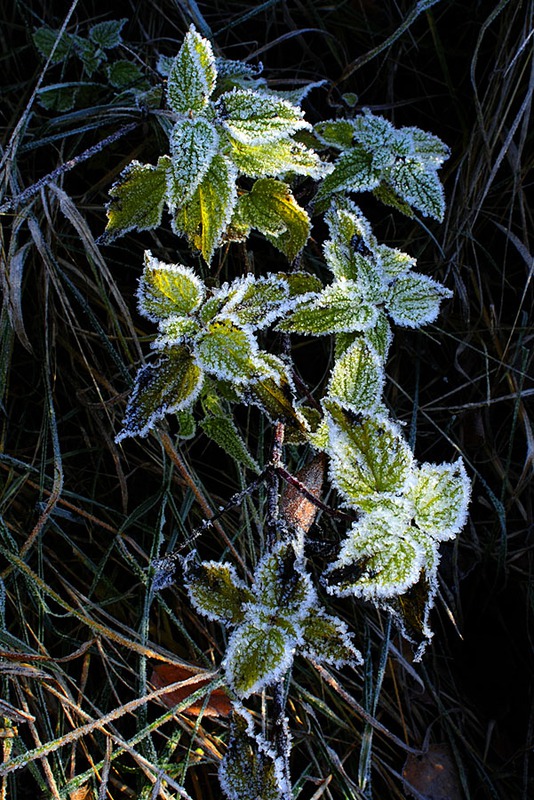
{"left": 228, "top": 137, "right": 327, "bottom": 179}
{"left": 277, "top": 281, "right": 377, "bottom": 335}
{"left": 194, "top": 319, "right": 257, "bottom": 383}
{"left": 218, "top": 88, "right": 310, "bottom": 145}
{"left": 280, "top": 271, "right": 323, "bottom": 298}
{"left": 200, "top": 414, "right": 260, "bottom": 473}
{"left": 411, "top": 460, "right": 470, "bottom": 541}
{"left": 300, "top": 609, "right": 363, "bottom": 667}
{"left": 376, "top": 244, "right": 416, "bottom": 279}
{"left": 103, "top": 157, "right": 170, "bottom": 242}
{"left": 327, "top": 338, "right": 385, "bottom": 414}
{"left": 324, "top": 512, "right": 426, "bottom": 599}
{"left": 352, "top": 111, "right": 399, "bottom": 162}
{"left": 224, "top": 619, "right": 296, "bottom": 697}
{"left": 184, "top": 557, "right": 254, "bottom": 623}
{"left": 219, "top": 709, "right": 290, "bottom": 800}
{"left": 314, "top": 119, "right": 356, "bottom": 149}
{"left": 406, "top": 126, "right": 450, "bottom": 166}
{"left": 387, "top": 159, "right": 446, "bottom": 221}
{"left": 317, "top": 146, "right": 382, "bottom": 198}
{"left": 386, "top": 272, "right": 452, "bottom": 328}
{"left": 327, "top": 407, "right": 414, "bottom": 510}
{"left": 234, "top": 178, "right": 310, "bottom": 261}
{"left": 155, "top": 315, "right": 201, "bottom": 347}
{"left": 167, "top": 116, "right": 219, "bottom": 206}
{"left": 221, "top": 274, "right": 289, "bottom": 329}
{"left": 116, "top": 346, "right": 203, "bottom": 442}
{"left": 173, "top": 154, "right": 238, "bottom": 263}
{"left": 325, "top": 195, "right": 375, "bottom": 247}
{"left": 244, "top": 354, "right": 308, "bottom": 430}
{"left": 88, "top": 18, "right": 126, "bottom": 49}
{"left": 166, "top": 25, "right": 216, "bottom": 113}
{"left": 137, "top": 251, "right": 204, "bottom": 322}
{"left": 253, "top": 542, "right": 315, "bottom": 621}
{"left": 364, "top": 312, "right": 394, "bottom": 362}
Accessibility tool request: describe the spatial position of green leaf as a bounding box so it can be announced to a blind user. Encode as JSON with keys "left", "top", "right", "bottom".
{"left": 327, "top": 338, "right": 384, "bottom": 413}
{"left": 218, "top": 88, "right": 309, "bottom": 146}
{"left": 387, "top": 159, "right": 446, "bottom": 220}
{"left": 314, "top": 119, "right": 356, "bottom": 149}
{"left": 166, "top": 25, "right": 217, "bottom": 113}
{"left": 33, "top": 27, "right": 73, "bottom": 62}
{"left": 372, "top": 182, "right": 415, "bottom": 217}
{"left": 300, "top": 609, "right": 362, "bottom": 667}
{"left": 253, "top": 543, "right": 315, "bottom": 620}
{"left": 173, "top": 154, "right": 238, "bottom": 262}
{"left": 71, "top": 35, "right": 101, "bottom": 75}
{"left": 385, "top": 272, "right": 452, "bottom": 328}
{"left": 244, "top": 354, "right": 307, "bottom": 429}
{"left": 228, "top": 137, "right": 326, "bottom": 179}
{"left": 88, "top": 18, "right": 127, "bottom": 49}
{"left": 106, "top": 60, "right": 147, "bottom": 89}
{"left": 221, "top": 274, "right": 289, "bottom": 330}
{"left": 200, "top": 414, "right": 260, "bottom": 473}
{"left": 167, "top": 117, "right": 219, "bottom": 206}
{"left": 220, "top": 711, "right": 289, "bottom": 800}
{"left": 317, "top": 146, "right": 381, "bottom": 198}
{"left": 225, "top": 620, "right": 295, "bottom": 697}
{"left": 363, "top": 312, "right": 393, "bottom": 362}
{"left": 103, "top": 157, "right": 170, "bottom": 242}
{"left": 325, "top": 511, "right": 426, "bottom": 599}
{"left": 411, "top": 461, "right": 470, "bottom": 541}
{"left": 137, "top": 251, "right": 204, "bottom": 321}
{"left": 280, "top": 271, "right": 323, "bottom": 297}
{"left": 184, "top": 559, "right": 254, "bottom": 623}
{"left": 116, "top": 345, "right": 203, "bottom": 441}
{"left": 327, "top": 407, "right": 414, "bottom": 509}
{"left": 376, "top": 244, "right": 416, "bottom": 279}
{"left": 407, "top": 126, "right": 450, "bottom": 165}
{"left": 194, "top": 319, "right": 257, "bottom": 383}
{"left": 277, "top": 281, "right": 377, "bottom": 335}
{"left": 235, "top": 179, "right": 310, "bottom": 260}
{"left": 37, "top": 84, "right": 79, "bottom": 112}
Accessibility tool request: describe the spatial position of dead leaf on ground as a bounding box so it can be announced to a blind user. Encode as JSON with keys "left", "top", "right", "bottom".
{"left": 150, "top": 663, "right": 232, "bottom": 718}
{"left": 403, "top": 743, "right": 462, "bottom": 799}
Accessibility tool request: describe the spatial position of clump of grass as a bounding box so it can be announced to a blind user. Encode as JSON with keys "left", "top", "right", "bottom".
{"left": 1, "top": 1, "right": 532, "bottom": 798}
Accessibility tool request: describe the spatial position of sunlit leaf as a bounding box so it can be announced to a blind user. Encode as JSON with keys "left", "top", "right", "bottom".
{"left": 325, "top": 511, "right": 425, "bottom": 599}
{"left": 224, "top": 620, "right": 295, "bottom": 697}
{"left": 173, "top": 154, "right": 238, "bottom": 262}
{"left": 221, "top": 274, "right": 289, "bottom": 330}
{"left": 218, "top": 88, "right": 309, "bottom": 145}
{"left": 228, "top": 137, "right": 326, "bottom": 179}
{"left": 280, "top": 454, "right": 326, "bottom": 533}
{"left": 235, "top": 178, "right": 310, "bottom": 261}
{"left": 387, "top": 159, "right": 446, "bottom": 220}
{"left": 103, "top": 157, "right": 170, "bottom": 242}
{"left": 116, "top": 345, "right": 202, "bottom": 441}
{"left": 411, "top": 461, "right": 470, "bottom": 541}
{"left": 194, "top": 319, "right": 257, "bottom": 382}
{"left": 167, "top": 116, "right": 219, "bottom": 206}
{"left": 137, "top": 251, "right": 204, "bottom": 321}
{"left": 277, "top": 281, "right": 377, "bottom": 335}
{"left": 386, "top": 272, "right": 452, "bottom": 328}
{"left": 327, "top": 407, "right": 414, "bottom": 509}
{"left": 327, "top": 337, "right": 384, "bottom": 414}
{"left": 166, "top": 25, "right": 216, "bottom": 113}
{"left": 184, "top": 558, "right": 254, "bottom": 623}
{"left": 317, "top": 147, "right": 381, "bottom": 198}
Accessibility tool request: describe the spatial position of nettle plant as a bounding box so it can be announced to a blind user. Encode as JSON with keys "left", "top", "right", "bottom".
{"left": 105, "top": 26, "right": 470, "bottom": 800}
